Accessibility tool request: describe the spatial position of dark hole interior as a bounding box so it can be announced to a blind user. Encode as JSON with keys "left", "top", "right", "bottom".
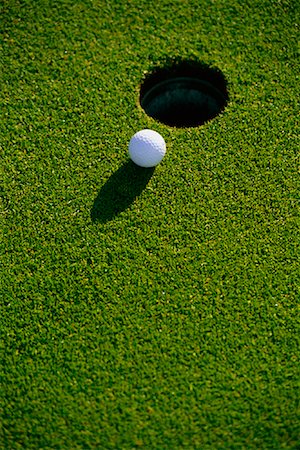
{"left": 140, "top": 60, "right": 229, "bottom": 128}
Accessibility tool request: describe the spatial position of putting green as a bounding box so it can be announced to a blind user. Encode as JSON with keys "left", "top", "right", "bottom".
{"left": 1, "top": 0, "right": 299, "bottom": 448}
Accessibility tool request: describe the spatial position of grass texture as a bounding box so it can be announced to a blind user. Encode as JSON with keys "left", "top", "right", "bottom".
{"left": 1, "top": 0, "right": 299, "bottom": 448}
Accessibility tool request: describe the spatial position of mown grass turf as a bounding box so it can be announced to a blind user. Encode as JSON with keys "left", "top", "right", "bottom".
{"left": 1, "top": 0, "right": 299, "bottom": 448}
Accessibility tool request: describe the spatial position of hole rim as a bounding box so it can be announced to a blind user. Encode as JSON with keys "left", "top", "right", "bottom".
{"left": 139, "top": 58, "right": 229, "bottom": 128}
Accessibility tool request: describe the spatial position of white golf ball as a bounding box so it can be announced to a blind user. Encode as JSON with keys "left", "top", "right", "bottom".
{"left": 128, "top": 129, "right": 166, "bottom": 168}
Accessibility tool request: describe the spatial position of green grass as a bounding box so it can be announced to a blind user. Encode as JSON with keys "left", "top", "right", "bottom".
{"left": 1, "top": 0, "right": 299, "bottom": 448}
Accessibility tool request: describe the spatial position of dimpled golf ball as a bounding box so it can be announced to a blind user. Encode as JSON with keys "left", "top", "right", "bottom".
{"left": 128, "top": 129, "right": 166, "bottom": 168}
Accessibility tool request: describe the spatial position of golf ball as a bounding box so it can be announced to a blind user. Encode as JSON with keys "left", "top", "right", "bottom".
{"left": 128, "top": 129, "right": 166, "bottom": 168}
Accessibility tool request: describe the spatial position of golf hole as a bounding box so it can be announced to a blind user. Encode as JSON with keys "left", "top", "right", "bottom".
{"left": 140, "top": 59, "right": 229, "bottom": 128}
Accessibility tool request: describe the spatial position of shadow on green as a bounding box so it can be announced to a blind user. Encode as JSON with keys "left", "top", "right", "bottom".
{"left": 91, "top": 160, "right": 154, "bottom": 223}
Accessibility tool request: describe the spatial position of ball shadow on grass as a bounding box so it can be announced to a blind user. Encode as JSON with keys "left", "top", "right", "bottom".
{"left": 91, "top": 160, "right": 154, "bottom": 223}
